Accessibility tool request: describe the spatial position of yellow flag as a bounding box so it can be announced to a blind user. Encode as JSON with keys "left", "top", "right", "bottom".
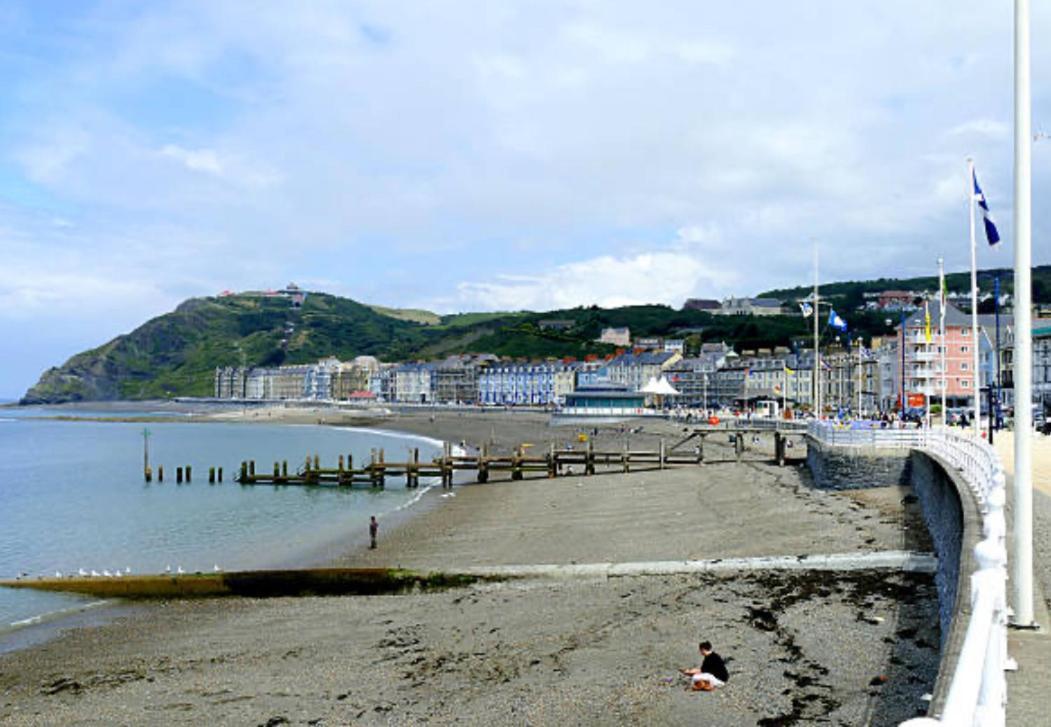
{"left": 924, "top": 300, "right": 932, "bottom": 343}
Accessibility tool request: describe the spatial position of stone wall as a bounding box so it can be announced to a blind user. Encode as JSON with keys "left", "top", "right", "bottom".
{"left": 805, "top": 439, "right": 911, "bottom": 490}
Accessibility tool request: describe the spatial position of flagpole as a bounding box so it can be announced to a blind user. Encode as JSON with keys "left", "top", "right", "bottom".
{"left": 924, "top": 299, "right": 931, "bottom": 428}
{"left": 813, "top": 244, "right": 821, "bottom": 419}
{"left": 1012, "top": 0, "right": 1034, "bottom": 627}
{"left": 938, "top": 257, "right": 947, "bottom": 427}
{"left": 967, "top": 158, "right": 981, "bottom": 438}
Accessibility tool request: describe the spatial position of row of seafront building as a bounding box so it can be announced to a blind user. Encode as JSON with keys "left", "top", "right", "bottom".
{"left": 214, "top": 301, "right": 1051, "bottom": 415}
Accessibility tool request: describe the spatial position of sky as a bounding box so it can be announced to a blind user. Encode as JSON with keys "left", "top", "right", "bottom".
{"left": 1, "top": 1, "right": 1050, "bottom": 398}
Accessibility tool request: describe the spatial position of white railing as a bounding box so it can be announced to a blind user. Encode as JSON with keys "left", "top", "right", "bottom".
{"left": 807, "top": 422, "right": 1009, "bottom": 727}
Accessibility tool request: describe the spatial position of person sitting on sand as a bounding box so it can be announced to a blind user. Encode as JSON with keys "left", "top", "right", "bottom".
{"left": 681, "top": 641, "right": 729, "bottom": 691}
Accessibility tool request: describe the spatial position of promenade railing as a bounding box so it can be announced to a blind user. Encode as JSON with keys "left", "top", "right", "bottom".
{"left": 806, "top": 422, "right": 1009, "bottom": 727}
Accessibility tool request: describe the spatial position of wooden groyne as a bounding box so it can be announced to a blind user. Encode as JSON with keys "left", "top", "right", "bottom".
{"left": 232, "top": 428, "right": 807, "bottom": 488}
{"left": 0, "top": 568, "right": 490, "bottom": 600}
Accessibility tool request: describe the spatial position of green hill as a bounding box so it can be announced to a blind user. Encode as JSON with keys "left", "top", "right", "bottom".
{"left": 27, "top": 263, "right": 1048, "bottom": 404}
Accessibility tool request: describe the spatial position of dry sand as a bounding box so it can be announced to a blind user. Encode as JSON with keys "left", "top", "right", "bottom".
{"left": 0, "top": 409, "right": 940, "bottom": 726}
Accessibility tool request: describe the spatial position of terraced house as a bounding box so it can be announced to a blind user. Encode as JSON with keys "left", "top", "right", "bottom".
{"left": 605, "top": 351, "right": 682, "bottom": 392}
{"left": 479, "top": 362, "right": 562, "bottom": 406}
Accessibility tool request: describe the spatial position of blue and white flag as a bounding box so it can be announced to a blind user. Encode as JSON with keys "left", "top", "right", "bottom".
{"left": 799, "top": 302, "right": 813, "bottom": 318}
{"left": 828, "top": 309, "right": 848, "bottom": 332}
{"left": 973, "top": 168, "right": 1001, "bottom": 246}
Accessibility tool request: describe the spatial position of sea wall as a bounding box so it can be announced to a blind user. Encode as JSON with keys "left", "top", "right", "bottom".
{"left": 805, "top": 441, "right": 911, "bottom": 490}
{"left": 804, "top": 437, "right": 982, "bottom": 714}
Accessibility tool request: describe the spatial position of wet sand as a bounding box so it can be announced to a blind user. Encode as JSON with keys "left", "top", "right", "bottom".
{"left": 0, "top": 409, "right": 940, "bottom": 725}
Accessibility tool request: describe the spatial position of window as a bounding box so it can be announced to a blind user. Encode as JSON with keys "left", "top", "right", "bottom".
{"left": 962, "top": 380, "right": 970, "bottom": 388}
{"left": 961, "top": 363, "right": 969, "bottom": 370}
{"left": 961, "top": 346, "right": 969, "bottom": 353}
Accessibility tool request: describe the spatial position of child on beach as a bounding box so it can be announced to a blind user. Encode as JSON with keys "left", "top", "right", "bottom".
{"left": 681, "top": 641, "right": 729, "bottom": 691}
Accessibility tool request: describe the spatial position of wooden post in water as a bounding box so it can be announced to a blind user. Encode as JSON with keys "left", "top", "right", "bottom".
{"left": 345, "top": 455, "right": 352, "bottom": 485}
{"left": 144, "top": 466, "right": 152, "bottom": 482}
{"left": 305, "top": 455, "right": 311, "bottom": 474}
{"left": 411, "top": 448, "right": 420, "bottom": 488}
{"left": 209, "top": 467, "right": 215, "bottom": 483}
{"left": 313, "top": 453, "right": 320, "bottom": 472}
{"left": 338, "top": 455, "right": 344, "bottom": 473}
{"left": 378, "top": 449, "right": 385, "bottom": 488}
{"left": 774, "top": 432, "right": 784, "bottom": 466}
{"left": 240, "top": 461, "right": 247, "bottom": 482}
{"left": 273, "top": 462, "right": 280, "bottom": 480}
{"left": 282, "top": 461, "right": 288, "bottom": 478}
{"left": 176, "top": 466, "right": 183, "bottom": 483}
{"left": 158, "top": 465, "right": 164, "bottom": 482}
{"left": 218, "top": 466, "right": 223, "bottom": 482}
{"left": 185, "top": 465, "right": 192, "bottom": 482}
{"left": 249, "top": 460, "right": 256, "bottom": 477}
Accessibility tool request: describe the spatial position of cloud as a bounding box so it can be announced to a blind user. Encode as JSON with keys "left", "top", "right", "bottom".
{"left": 453, "top": 249, "right": 739, "bottom": 311}
{"left": 946, "top": 119, "right": 1010, "bottom": 138}
{"left": 160, "top": 144, "right": 223, "bottom": 175}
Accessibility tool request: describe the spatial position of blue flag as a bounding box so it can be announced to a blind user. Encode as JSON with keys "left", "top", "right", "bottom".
{"left": 828, "top": 309, "right": 848, "bottom": 332}
{"left": 973, "top": 169, "right": 1001, "bottom": 246}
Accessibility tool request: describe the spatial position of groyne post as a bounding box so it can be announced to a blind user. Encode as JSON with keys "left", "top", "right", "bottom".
{"left": 158, "top": 465, "right": 164, "bottom": 482}
{"left": 144, "top": 466, "right": 152, "bottom": 483}
{"left": 240, "top": 461, "right": 247, "bottom": 482}
{"left": 622, "top": 441, "right": 630, "bottom": 473}
{"left": 659, "top": 439, "right": 666, "bottom": 470}
{"left": 218, "top": 466, "right": 223, "bottom": 482}
{"left": 338, "top": 454, "right": 344, "bottom": 473}
{"left": 282, "top": 461, "right": 288, "bottom": 479}
{"left": 208, "top": 466, "right": 215, "bottom": 484}
{"left": 176, "top": 466, "right": 183, "bottom": 484}
{"left": 735, "top": 433, "right": 744, "bottom": 462}
{"left": 478, "top": 443, "right": 489, "bottom": 483}
{"left": 547, "top": 443, "right": 556, "bottom": 478}
{"left": 585, "top": 440, "right": 595, "bottom": 476}
{"left": 249, "top": 460, "right": 256, "bottom": 478}
{"left": 696, "top": 434, "right": 705, "bottom": 464}
{"left": 185, "top": 465, "right": 191, "bottom": 482}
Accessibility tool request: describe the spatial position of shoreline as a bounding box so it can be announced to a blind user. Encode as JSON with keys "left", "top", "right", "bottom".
{"left": 1, "top": 407, "right": 948, "bottom": 723}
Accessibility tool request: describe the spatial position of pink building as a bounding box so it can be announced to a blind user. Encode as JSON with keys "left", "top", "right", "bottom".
{"left": 895, "top": 301, "right": 990, "bottom": 410}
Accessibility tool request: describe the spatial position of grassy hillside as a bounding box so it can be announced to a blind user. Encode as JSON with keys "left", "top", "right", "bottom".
{"left": 758, "top": 264, "right": 1051, "bottom": 310}
{"left": 18, "top": 283, "right": 937, "bottom": 404}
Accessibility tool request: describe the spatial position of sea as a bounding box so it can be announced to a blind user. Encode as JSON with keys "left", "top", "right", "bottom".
{"left": 0, "top": 406, "right": 442, "bottom": 651}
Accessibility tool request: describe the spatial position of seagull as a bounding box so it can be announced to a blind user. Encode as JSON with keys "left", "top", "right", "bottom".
{"left": 113, "top": 570, "right": 123, "bottom": 578}
{"left": 55, "top": 571, "right": 62, "bottom": 579}
{"left": 164, "top": 565, "right": 172, "bottom": 574}
{"left": 78, "top": 568, "right": 88, "bottom": 577}
{"left": 124, "top": 567, "right": 131, "bottom": 575}
{"left": 212, "top": 564, "right": 222, "bottom": 573}
{"left": 90, "top": 570, "right": 100, "bottom": 577}
{"left": 176, "top": 566, "right": 185, "bottom": 575}
{"left": 102, "top": 569, "right": 112, "bottom": 577}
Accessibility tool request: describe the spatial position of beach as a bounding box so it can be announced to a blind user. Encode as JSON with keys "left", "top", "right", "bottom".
{"left": 0, "top": 408, "right": 942, "bottom": 725}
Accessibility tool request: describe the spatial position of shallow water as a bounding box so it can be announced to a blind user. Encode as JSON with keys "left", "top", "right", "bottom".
{"left": 0, "top": 408, "right": 440, "bottom": 641}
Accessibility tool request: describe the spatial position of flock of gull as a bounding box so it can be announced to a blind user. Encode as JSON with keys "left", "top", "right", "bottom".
{"left": 13, "top": 564, "right": 224, "bottom": 580}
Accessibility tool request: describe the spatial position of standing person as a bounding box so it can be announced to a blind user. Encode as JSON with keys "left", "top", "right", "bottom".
{"left": 681, "top": 640, "right": 729, "bottom": 691}
{"left": 369, "top": 515, "right": 379, "bottom": 549}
